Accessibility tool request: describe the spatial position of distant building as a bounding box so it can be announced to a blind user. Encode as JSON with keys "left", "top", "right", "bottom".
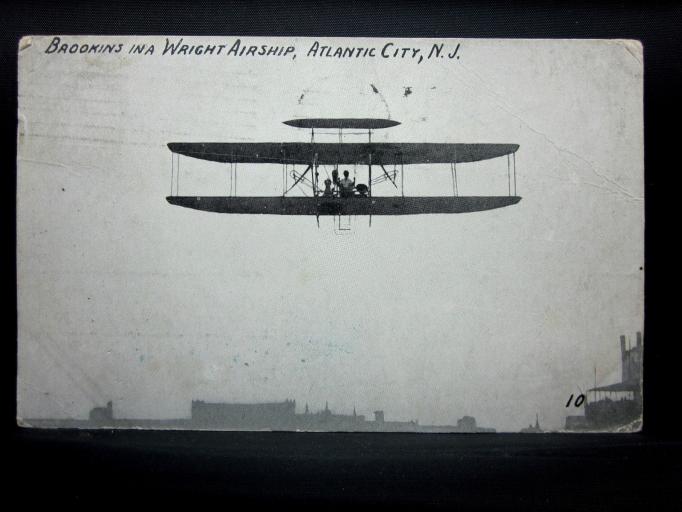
{"left": 456, "top": 416, "right": 477, "bottom": 432}
{"left": 89, "top": 401, "right": 113, "bottom": 424}
{"left": 520, "top": 414, "right": 543, "bottom": 433}
{"left": 191, "top": 399, "right": 297, "bottom": 429}
{"left": 565, "top": 332, "right": 642, "bottom": 431}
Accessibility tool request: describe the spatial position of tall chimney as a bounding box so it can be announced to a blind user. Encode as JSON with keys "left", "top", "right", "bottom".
{"left": 620, "top": 335, "right": 627, "bottom": 383}
{"left": 637, "top": 331, "right": 642, "bottom": 347}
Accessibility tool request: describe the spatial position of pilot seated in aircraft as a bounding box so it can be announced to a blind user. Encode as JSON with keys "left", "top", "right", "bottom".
{"left": 339, "top": 170, "right": 355, "bottom": 197}
{"left": 322, "top": 178, "right": 333, "bottom": 197}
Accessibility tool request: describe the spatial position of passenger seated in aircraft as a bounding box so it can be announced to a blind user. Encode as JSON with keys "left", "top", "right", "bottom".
{"left": 331, "top": 169, "right": 340, "bottom": 195}
{"left": 323, "top": 178, "right": 333, "bottom": 197}
{"left": 339, "top": 170, "right": 355, "bottom": 197}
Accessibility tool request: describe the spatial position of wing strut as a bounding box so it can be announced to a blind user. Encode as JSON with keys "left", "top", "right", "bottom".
{"left": 170, "top": 151, "right": 174, "bottom": 196}
{"left": 450, "top": 162, "right": 459, "bottom": 197}
{"left": 507, "top": 154, "right": 511, "bottom": 196}
{"left": 368, "top": 152, "right": 372, "bottom": 197}
{"left": 400, "top": 153, "right": 404, "bottom": 197}
{"left": 281, "top": 149, "right": 288, "bottom": 197}
{"left": 177, "top": 153, "right": 181, "bottom": 195}
{"left": 313, "top": 152, "right": 319, "bottom": 197}
{"left": 450, "top": 145, "right": 458, "bottom": 197}
{"left": 228, "top": 161, "right": 233, "bottom": 196}
{"left": 513, "top": 152, "right": 517, "bottom": 196}
{"left": 229, "top": 151, "right": 237, "bottom": 197}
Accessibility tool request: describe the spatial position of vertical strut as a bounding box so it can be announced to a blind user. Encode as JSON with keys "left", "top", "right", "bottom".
{"left": 507, "top": 154, "right": 511, "bottom": 196}
{"left": 311, "top": 153, "right": 318, "bottom": 196}
{"left": 230, "top": 151, "right": 237, "bottom": 197}
{"left": 450, "top": 162, "right": 456, "bottom": 197}
{"left": 230, "top": 152, "right": 234, "bottom": 197}
{"left": 176, "top": 154, "right": 180, "bottom": 195}
{"left": 513, "top": 152, "right": 517, "bottom": 196}
{"left": 281, "top": 149, "right": 286, "bottom": 197}
{"left": 368, "top": 128, "right": 373, "bottom": 197}
{"left": 170, "top": 151, "right": 174, "bottom": 196}
{"left": 400, "top": 153, "right": 404, "bottom": 198}
{"left": 452, "top": 146, "right": 459, "bottom": 196}
{"left": 368, "top": 152, "right": 372, "bottom": 197}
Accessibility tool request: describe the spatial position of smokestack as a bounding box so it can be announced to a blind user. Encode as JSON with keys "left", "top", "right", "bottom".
{"left": 637, "top": 332, "right": 642, "bottom": 347}
{"left": 620, "top": 335, "right": 627, "bottom": 356}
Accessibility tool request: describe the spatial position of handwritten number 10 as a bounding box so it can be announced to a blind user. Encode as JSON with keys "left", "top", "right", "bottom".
{"left": 566, "top": 394, "right": 585, "bottom": 408}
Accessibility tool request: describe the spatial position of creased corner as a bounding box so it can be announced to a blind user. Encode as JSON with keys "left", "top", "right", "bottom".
{"left": 619, "top": 39, "right": 643, "bottom": 66}
{"left": 17, "top": 416, "right": 33, "bottom": 428}
{"left": 19, "top": 35, "right": 33, "bottom": 53}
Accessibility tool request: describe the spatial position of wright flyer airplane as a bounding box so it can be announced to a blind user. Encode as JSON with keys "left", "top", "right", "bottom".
{"left": 166, "top": 118, "right": 521, "bottom": 218}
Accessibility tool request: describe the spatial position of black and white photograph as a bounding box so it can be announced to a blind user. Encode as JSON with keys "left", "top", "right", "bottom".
{"left": 17, "top": 36, "right": 643, "bottom": 433}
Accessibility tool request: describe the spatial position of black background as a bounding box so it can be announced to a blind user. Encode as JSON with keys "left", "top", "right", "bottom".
{"left": 3, "top": 1, "right": 680, "bottom": 509}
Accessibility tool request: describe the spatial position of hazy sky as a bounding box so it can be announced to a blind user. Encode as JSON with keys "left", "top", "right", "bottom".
{"left": 17, "top": 37, "right": 643, "bottom": 431}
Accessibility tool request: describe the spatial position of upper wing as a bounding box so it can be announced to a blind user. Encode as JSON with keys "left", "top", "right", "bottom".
{"left": 167, "top": 142, "right": 519, "bottom": 165}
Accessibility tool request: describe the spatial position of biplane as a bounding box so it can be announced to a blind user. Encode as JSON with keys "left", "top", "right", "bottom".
{"left": 166, "top": 118, "right": 521, "bottom": 217}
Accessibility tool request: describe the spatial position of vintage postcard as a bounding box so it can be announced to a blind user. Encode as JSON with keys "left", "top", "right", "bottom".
{"left": 17, "top": 36, "right": 643, "bottom": 432}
